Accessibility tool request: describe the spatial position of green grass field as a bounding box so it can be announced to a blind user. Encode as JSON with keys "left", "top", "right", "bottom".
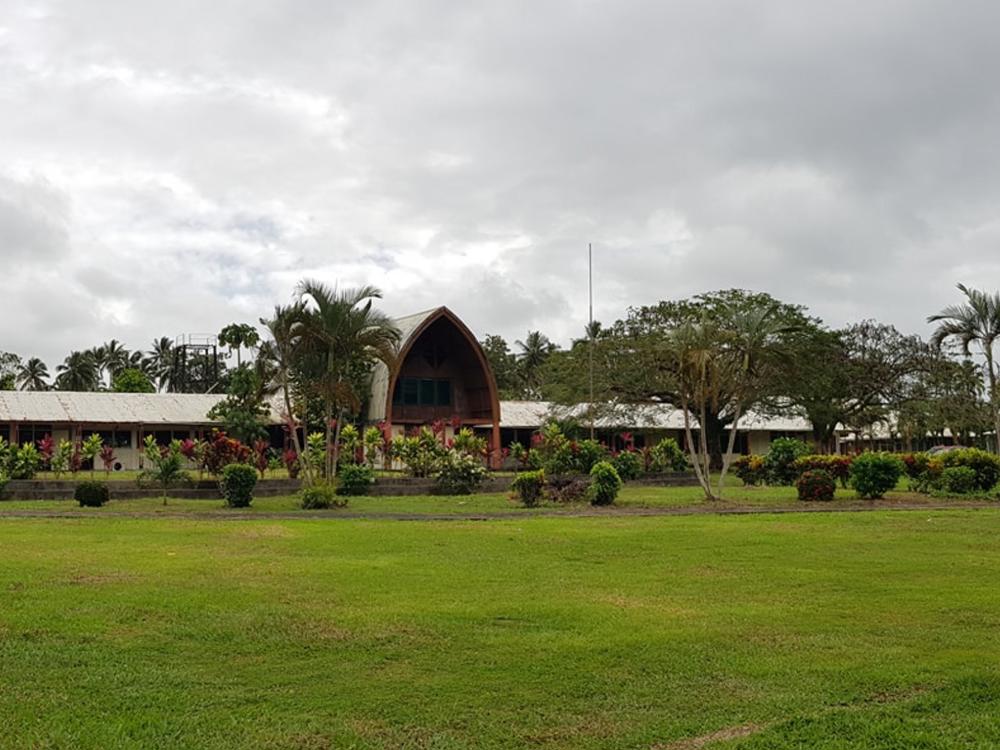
{"left": 3, "top": 501, "right": 1000, "bottom": 749}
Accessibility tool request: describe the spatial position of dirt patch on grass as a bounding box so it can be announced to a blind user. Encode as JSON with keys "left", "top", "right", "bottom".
{"left": 66, "top": 571, "right": 133, "bottom": 586}
{"left": 233, "top": 524, "right": 296, "bottom": 539}
{"left": 654, "top": 722, "right": 764, "bottom": 749}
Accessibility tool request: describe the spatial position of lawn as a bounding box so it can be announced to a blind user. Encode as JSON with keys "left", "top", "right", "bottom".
{"left": 2, "top": 510, "right": 1000, "bottom": 748}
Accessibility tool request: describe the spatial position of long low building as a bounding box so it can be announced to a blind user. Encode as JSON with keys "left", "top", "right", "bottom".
{"left": 2, "top": 307, "right": 886, "bottom": 471}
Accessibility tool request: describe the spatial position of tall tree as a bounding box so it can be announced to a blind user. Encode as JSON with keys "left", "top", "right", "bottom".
{"left": 0, "top": 351, "right": 21, "bottom": 390}
{"left": 93, "top": 339, "right": 130, "bottom": 386}
{"left": 515, "top": 331, "right": 557, "bottom": 397}
{"left": 608, "top": 290, "right": 812, "bottom": 467}
{"left": 218, "top": 323, "right": 260, "bottom": 367}
{"left": 260, "top": 303, "right": 311, "bottom": 483}
{"left": 929, "top": 284, "right": 1000, "bottom": 453}
{"left": 55, "top": 351, "right": 100, "bottom": 391}
{"left": 16, "top": 357, "right": 50, "bottom": 391}
{"left": 778, "top": 322, "right": 925, "bottom": 452}
{"left": 480, "top": 334, "right": 521, "bottom": 399}
{"left": 147, "top": 337, "right": 176, "bottom": 391}
{"left": 297, "top": 280, "right": 400, "bottom": 479}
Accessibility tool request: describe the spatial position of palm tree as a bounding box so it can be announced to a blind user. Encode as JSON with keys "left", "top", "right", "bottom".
{"left": 147, "top": 337, "right": 176, "bottom": 391}
{"left": 515, "top": 331, "right": 556, "bottom": 397}
{"left": 297, "top": 280, "right": 400, "bottom": 479}
{"left": 17, "top": 358, "right": 50, "bottom": 391}
{"left": 929, "top": 283, "right": 1000, "bottom": 452}
{"left": 55, "top": 351, "right": 99, "bottom": 391}
{"left": 260, "top": 303, "right": 311, "bottom": 483}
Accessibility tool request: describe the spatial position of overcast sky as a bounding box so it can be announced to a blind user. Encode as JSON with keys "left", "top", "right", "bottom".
{"left": 2, "top": 1, "right": 999, "bottom": 366}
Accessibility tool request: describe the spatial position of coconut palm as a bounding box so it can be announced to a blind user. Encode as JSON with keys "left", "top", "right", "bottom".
{"left": 16, "top": 358, "right": 50, "bottom": 391}
{"left": 515, "top": 330, "right": 556, "bottom": 397}
{"left": 929, "top": 283, "right": 1000, "bottom": 452}
{"left": 92, "top": 340, "right": 131, "bottom": 387}
{"left": 147, "top": 337, "right": 176, "bottom": 391}
{"left": 55, "top": 351, "right": 100, "bottom": 391}
{"left": 296, "top": 280, "right": 400, "bottom": 479}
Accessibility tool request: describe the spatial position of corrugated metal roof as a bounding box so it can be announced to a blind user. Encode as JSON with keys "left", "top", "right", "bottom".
{"left": 0, "top": 391, "right": 284, "bottom": 426}
{"left": 499, "top": 400, "right": 814, "bottom": 432}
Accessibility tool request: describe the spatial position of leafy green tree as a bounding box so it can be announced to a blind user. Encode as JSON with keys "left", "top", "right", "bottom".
{"left": 0, "top": 351, "right": 21, "bottom": 390}
{"left": 17, "top": 357, "right": 50, "bottom": 391}
{"left": 112, "top": 368, "right": 156, "bottom": 393}
{"left": 296, "top": 280, "right": 400, "bottom": 479}
{"left": 607, "top": 290, "right": 810, "bottom": 471}
{"left": 140, "top": 436, "right": 189, "bottom": 505}
{"left": 206, "top": 367, "right": 269, "bottom": 445}
{"left": 929, "top": 284, "right": 1000, "bottom": 453}
{"left": 480, "top": 334, "right": 521, "bottom": 398}
{"left": 218, "top": 323, "right": 260, "bottom": 367}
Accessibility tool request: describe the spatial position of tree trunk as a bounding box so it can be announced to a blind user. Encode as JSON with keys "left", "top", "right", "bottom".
{"left": 681, "top": 399, "right": 716, "bottom": 501}
{"left": 324, "top": 399, "right": 333, "bottom": 481}
{"left": 331, "top": 407, "right": 345, "bottom": 479}
{"left": 716, "top": 403, "right": 743, "bottom": 500}
{"left": 987, "top": 352, "right": 1000, "bottom": 455}
{"left": 283, "top": 374, "right": 309, "bottom": 485}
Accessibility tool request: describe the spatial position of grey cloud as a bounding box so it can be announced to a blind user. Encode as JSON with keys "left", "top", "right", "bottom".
{"left": 1, "top": 0, "right": 1000, "bottom": 366}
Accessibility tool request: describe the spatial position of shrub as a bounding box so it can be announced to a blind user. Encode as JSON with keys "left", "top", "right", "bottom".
{"left": 940, "top": 448, "right": 1000, "bottom": 493}
{"left": 796, "top": 469, "right": 836, "bottom": 502}
{"left": 337, "top": 463, "right": 374, "bottom": 496}
{"left": 75, "top": 481, "right": 110, "bottom": 508}
{"left": 612, "top": 450, "right": 643, "bottom": 481}
{"left": 733, "top": 455, "right": 766, "bottom": 486}
{"left": 763, "top": 438, "right": 811, "bottom": 485}
{"left": 436, "top": 452, "right": 487, "bottom": 495}
{"left": 849, "top": 452, "right": 905, "bottom": 499}
{"left": 793, "top": 455, "right": 853, "bottom": 487}
{"left": 201, "top": 431, "right": 251, "bottom": 476}
{"left": 393, "top": 428, "right": 447, "bottom": 477}
{"left": 511, "top": 470, "right": 545, "bottom": 507}
{"left": 0, "top": 472, "right": 7, "bottom": 499}
{"left": 220, "top": 463, "right": 258, "bottom": 507}
{"left": 901, "top": 452, "right": 932, "bottom": 480}
{"left": 650, "top": 437, "right": 688, "bottom": 472}
{"left": 299, "top": 482, "right": 346, "bottom": 509}
{"left": 283, "top": 449, "right": 301, "bottom": 479}
{"left": 938, "top": 466, "right": 978, "bottom": 495}
{"left": 573, "top": 439, "right": 608, "bottom": 474}
{"left": 7, "top": 442, "right": 41, "bottom": 480}
{"left": 588, "top": 461, "right": 622, "bottom": 506}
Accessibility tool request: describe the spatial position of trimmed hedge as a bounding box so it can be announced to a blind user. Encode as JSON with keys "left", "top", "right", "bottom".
{"left": 75, "top": 481, "right": 110, "bottom": 508}
{"left": 796, "top": 469, "right": 836, "bottom": 502}
{"left": 220, "top": 463, "right": 258, "bottom": 507}
{"left": 511, "top": 470, "right": 545, "bottom": 507}
{"left": 850, "top": 452, "right": 905, "bottom": 499}
{"left": 588, "top": 461, "right": 622, "bottom": 506}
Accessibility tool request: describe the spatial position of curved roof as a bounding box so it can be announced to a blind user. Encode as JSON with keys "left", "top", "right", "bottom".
{"left": 367, "top": 306, "right": 500, "bottom": 424}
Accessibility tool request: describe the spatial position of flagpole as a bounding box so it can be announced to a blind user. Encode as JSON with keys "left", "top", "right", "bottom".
{"left": 589, "top": 242, "right": 595, "bottom": 441}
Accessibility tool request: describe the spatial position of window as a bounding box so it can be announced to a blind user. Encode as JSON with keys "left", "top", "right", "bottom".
{"left": 393, "top": 377, "right": 453, "bottom": 407}
{"left": 0, "top": 425, "right": 9, "bottom": 443}
{"left": 17, "top": 424, "right": 53, "bottom": 446}
{"left": 151, "top": 429, "right": 190, "bottom": 446}
{"left": 83, "top": 430, "right": 133, "bottom": 449}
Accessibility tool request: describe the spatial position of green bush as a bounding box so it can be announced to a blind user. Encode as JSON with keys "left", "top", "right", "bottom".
{"left": 511, "top": 470, "right": 545, "bottom": 507}
{"left": 849, "top": 452, "right": 905, "bottom": 499}
{"left": 938, "top": 466, "right": 978, "bottom": 495}
{"left": 0, "top": 472, "right": 7, "bottom": 499}
{"left": 588, "top": 461, "right": 622, "bottom": 506}
{"left": 763, "top": 438, "right": 811, "bottom": 485}
{"left": 733, "top": 455, "right": 766, "bottom": 486}
{"left": 74, "top": 481, "right": 110, "bottom": 508}
{"left": 337, "top": 463, "right": 374, "bottom": 496}
{"left": 793, "top": 455, "right": 853, "bottom": 487}
{"left": 796, "top": 469, "right": 836, "bottom": 502}
{"left": 612, "top": 450, "right": 642, "bottom": 481}
{"left": 299, "top": 482, "right": 346, "bottom": 509}
{"left": 650, "top": 437, "right": 688, "bottom": 472}
{"left": 436, "top": 452, "right": 487, "bottom": 495}
{"left": 940, "top": 448, "right": 1000, "bottom": 493}
{"left": 220, "top": 463, "right": 257, "bottom": 507}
